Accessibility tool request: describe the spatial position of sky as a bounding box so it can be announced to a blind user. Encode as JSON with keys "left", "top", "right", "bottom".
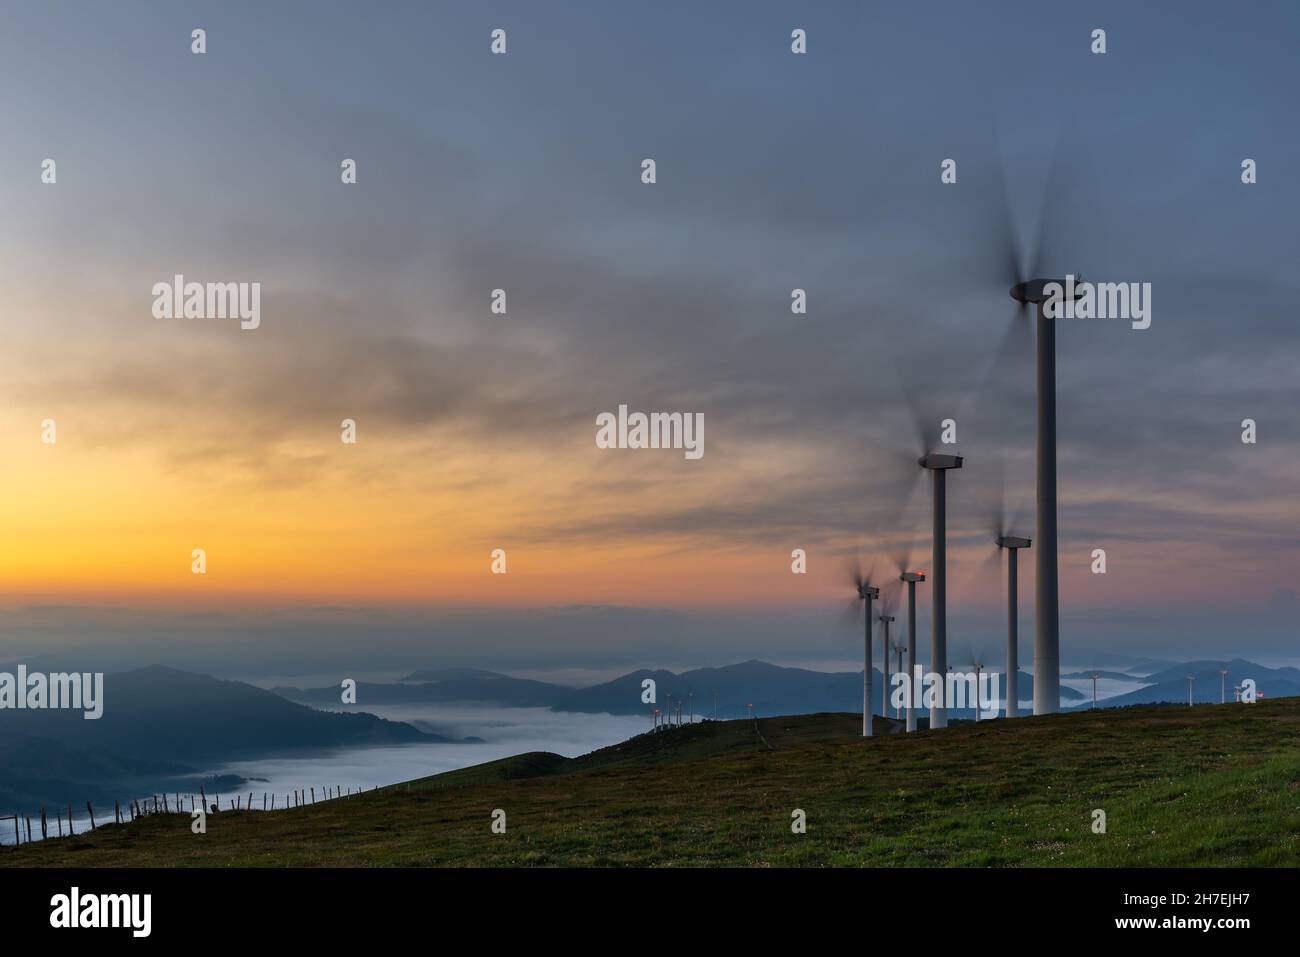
{"left": 1, "top": 1, "right": 1297, "bottom": 676}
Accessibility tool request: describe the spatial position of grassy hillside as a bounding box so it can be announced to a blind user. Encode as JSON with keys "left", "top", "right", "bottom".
{"left": 4, "top": 702, "right": 1298, "bottom": 867}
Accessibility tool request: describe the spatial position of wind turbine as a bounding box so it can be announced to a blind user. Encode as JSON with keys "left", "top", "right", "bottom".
{"left": 879, "top": 613, "right": 895, "bottom": 721}
{"left": 995, "top": 535, "right": 1030, "bottom": 718}
{"left": 857, "top": 579, "right": 880, "bottom": 737}
{"left": 919, "top": 452, "right": 963, "bottom": 729}
{"left": 892, "top": 638, "right": 907, "bottom": 720}
{"left": 1186, "top": 675, "right": 1195, "bottom": 707}
{"left": 1090, "top": 670, "right": 1099, "bottom": 710}
{"left": 1219, "top": 666, "right": 1228, "bottom": 704}
{"left": 1008, "top": 278, "right": 1086, "bottom": 716}
{"left": 961, "top": 652, "right": 987, "bottom": 721}
{"left": 899, "top": 571, "right": 926, "bottom": 731}
{"left": 973, "top": 144, "right": 1084, "bottom": 718}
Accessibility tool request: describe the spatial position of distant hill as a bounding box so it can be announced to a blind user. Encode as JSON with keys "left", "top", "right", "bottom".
{"left": 1069, "top": 659, "right": 1300, "bottom": 708}
{"left": 284, "top": 675, "right": 565, "bottom": 709}
{"left": 1, "top": 666, "right": 435, "bottom": 812}
{"left": 0, "top": 736, "right": 194, "bottom": 813}
{"left": 1061, "top": 670, "right": 1146, "bottom": 682}
{"left": 278, "top": 659, "right": 1083, "bottom": 717}
{"left": 399, "top": 668, "right": 509, "bottom": 683}
{"left": 1118, "top": 657, "right": 1183, "bottom": 675}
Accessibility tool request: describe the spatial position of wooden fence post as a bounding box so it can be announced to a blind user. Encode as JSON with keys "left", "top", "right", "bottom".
{"left": 86, "top": 803, "right": 96, "bottom": 830}
{"left": 114, "top": 800, "right": 121, "bottom": 824}
{"left": 68, "top": 804, "right": 74, "bottom": 834}
{"left": 40, "top": 807, "right": 47, "bottom": 840}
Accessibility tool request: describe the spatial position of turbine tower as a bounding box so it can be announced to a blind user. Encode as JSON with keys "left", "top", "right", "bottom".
{"left": 1187, "top": 675, "right": 1195, "bottom": 707}
{"left": 899, "top": 571, "right": 926, "bottom": 731}
{"left": 858, "top": 582, "right": 880, "bottom": 737}
{"left": 879, "top": 614, "right": 895, "bottom": 720}
{"left": 1009, "top": 278, "right": 1084, "bottom": 716}
{"left": 995, "top": 535, "right": 1030, "bottom": 718}
{"left": 963, "top": 653, "right": 986, "bottom": 721}
{"left": 919, "top": 452, "right": 963, "bottom": 729}
{"left": 1219, "top": 666, "right": 1228, "bottom": 704}
{"left": 892, "top": 639, "right": 907, "bottom": 719}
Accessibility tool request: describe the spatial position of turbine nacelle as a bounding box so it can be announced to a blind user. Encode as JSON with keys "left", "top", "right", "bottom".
{"left": 857, "top": 584, "right": 879, "bottom": 600}
{"left": 918, "top": 452, "right": 963, "bottom": 470}
{"left": 1009, "top": 277, "right": 1085, "bottom": 305}
{"left": 900, "top": 571, "right": 926, "bottom": 583}
{"left": 996, "top": 535, "right": 1032, "bottom": 550}
{"left": 879, "top": 615, "right": 895, "bottom": 623}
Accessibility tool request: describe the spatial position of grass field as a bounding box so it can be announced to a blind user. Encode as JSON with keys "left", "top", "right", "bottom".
{"left": 4, "top": 700, "right": 1298, "bottom": 867}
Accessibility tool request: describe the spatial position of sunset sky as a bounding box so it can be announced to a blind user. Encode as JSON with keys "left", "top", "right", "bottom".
{"left": 2, "top": 1, "right": 1297, "bottom": 675}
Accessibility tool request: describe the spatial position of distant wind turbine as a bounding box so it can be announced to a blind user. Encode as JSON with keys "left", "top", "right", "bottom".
{"left": 892, "top": 639, "right": 907, "bottom": 720}
{"left": 962, "top": 652, "right": 986, "bottom": 721}
{"left": 879, "top": 613, "right": 896, "bottom": 720}
{"left": 919, "top": 452, "right": 963, "bottom": 729}
{"left": 995, "top": 536, "right": 1031, "bottom": 718}
{"left": 899, "top": 571, "right": 926, "bottom": 732}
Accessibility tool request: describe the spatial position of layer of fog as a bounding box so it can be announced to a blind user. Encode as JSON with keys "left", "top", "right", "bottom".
{"left": 201, "top": 704, "right": 650, "bottom": 802}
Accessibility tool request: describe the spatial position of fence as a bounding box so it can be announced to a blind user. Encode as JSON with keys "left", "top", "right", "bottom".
{"left": 0, "top": 784, "right": 380, "bottom": 848}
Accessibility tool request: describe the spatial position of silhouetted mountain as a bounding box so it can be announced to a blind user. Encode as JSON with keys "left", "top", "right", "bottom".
{"left": 400, "top": 668, "right": 508, "bottom": 682}
{"left": 280, "top": 659, "right": 1082, "bottom": 718}
{"left": 285, "top": 675, "right": 563, "bottom": 708}
{"left": 1069, "top": 659, "right": 1300, "bottom": 708}
{"left": 1, "top": 666, "right": 436, "bottom": 812}
{"left": 0, "top": 736, "right": 194, "bottom": 813}
{"left": 1113, "top": 657, "right": 1182, "bottom": 675}
{"left": 1061, "top": 670, "right": 1146, "bottom": 681}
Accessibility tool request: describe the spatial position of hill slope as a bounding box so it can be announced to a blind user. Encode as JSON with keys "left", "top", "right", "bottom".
{"left": 5, "top": 699, "right": 1297, "bottom": 868}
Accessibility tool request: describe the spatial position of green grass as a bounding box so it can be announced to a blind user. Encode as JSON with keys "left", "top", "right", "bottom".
{"left": 4, "top": 703, "right": 1298, "bottom": 867}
